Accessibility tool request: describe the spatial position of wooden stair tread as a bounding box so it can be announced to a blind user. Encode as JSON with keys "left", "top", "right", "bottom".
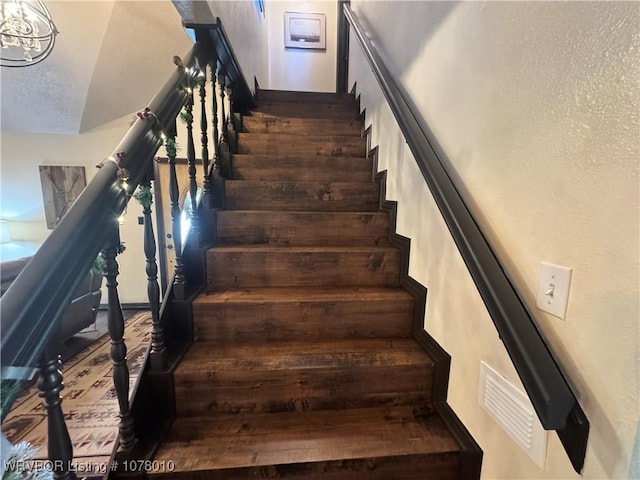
{"left": 191, "top": 287, "right": 414, "bottom": 344}
{"left": 206, "top": 245, "right": 400, "bottom": 289}
{"left": 174, "top": 337, "right": 432, "bottom": 416}
{"left": 231, "top": 154, "right": 372, "bottom": 182}
{"left": 216, "top": 210, "right": 389, "bottom": 247}
{"left": 232, "top": 153, "right": 370, "bottom": 163}
{"left": 226, "top": 180, "right": 378, "bottom": 187}
{"left": 237, "top": 132, "right": 366, "bottom": 157}
{"left": 253, "top": 101, "right": 356, "bottom": 110}
{"left": 207, "top": 245, "right": 397, "bottom": 253}
{"left": 249, "top": 109, "right": 358, "bottom": 120}
{"left": 242, "top": 116, "right": 361, "bottom": 136}
{"left": 177, "top": 338, "right": 432, "bottom": 373}
{"left": 154, "top": 407, "right": 459, "bottom": 471}
{"left": 224, "top": 181, "right": 380, "bottom": 212}
{"left": 239, "top": 132, "right": 365, "bottom": 142}
{"left": 193, "top": 286, "right": 412, "bottom": 305}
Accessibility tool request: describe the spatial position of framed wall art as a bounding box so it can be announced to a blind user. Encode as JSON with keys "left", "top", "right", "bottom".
{"left": 284, "top": 11, "right": 326, "bottom": 50}
{"left": 39, "top": 165, "right": 86, "bottom": 229}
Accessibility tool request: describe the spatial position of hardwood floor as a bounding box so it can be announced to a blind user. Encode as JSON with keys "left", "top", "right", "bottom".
{"left": 60, "top": 308, "right": 143, "bottom": 362}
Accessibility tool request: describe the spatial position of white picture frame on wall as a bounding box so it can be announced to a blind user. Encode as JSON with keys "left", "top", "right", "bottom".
{"left": 284, "top": 11, "right": 326, "bottom": 50}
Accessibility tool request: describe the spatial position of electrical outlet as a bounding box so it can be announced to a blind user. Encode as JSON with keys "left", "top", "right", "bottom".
{"left": 536, "top": 262, "right": 572, "bottom": 320}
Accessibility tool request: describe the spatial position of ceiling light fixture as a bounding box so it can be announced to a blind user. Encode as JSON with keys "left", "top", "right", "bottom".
{"left": 0, "top": 0, "right": 58, "bottom": 67}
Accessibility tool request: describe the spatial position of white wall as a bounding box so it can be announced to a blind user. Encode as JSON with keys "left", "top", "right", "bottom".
{"left": 80, "top": 2, "right": 193, "bottom": 132}
{"left": 348, "top": 2, "right": 639, "bottom": 479}
{"left": 203, "top": 0, "right": 269, "bottom": 93}
{"left": 266, "top": 0, "right": 338, "bottom": 92}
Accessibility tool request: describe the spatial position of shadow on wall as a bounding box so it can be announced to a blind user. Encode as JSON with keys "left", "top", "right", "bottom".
{"left": 350, "top": 1, "right": 478, "bottom": 247}
{"left": 350, "top": 0, "right": 459, "bottom": 181}
{"left": 352, "top": 0, "right": 536, "bottom": 241}
{"left": 360, "top": 1, "right": 457, "bottom": 78}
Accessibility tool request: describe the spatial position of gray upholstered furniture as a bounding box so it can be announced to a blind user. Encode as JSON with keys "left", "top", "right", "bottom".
{"left": 0, "top": 256, "right": 102, "bottom": 342}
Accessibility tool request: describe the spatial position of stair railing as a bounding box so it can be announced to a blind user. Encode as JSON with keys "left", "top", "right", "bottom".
{"left": 343, "top": 4, "right": 589, "bottom": 473}
{"left": 0, "top": 18, "right": 253, "bottom": 478}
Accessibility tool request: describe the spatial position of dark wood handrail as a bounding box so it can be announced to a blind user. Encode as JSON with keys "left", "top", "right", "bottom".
{"left": 0, "top": 44, "right": 201, "bottom": 408}
{"left": 343, "top": 4, "right": 588, "bottom": 472}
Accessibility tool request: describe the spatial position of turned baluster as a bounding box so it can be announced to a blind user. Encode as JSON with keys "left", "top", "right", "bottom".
{"left": 135, "top": 176, "right": 166, "bottom": 371}
{"left": 217, "top": 66, "right": 233, "bottom": 179}
{"left": 102, "top": 226, "right": 135, "bottom": 451}
{"left": 165, "top": 127, "right": 186, "bottom": 299}
{"left": 198, "top": 65, "right": 212, "bottom": 205}
{"left": 219, "top": 66, "right": 228, "bottom": 146}
{"left": 210, "top": 55, "right": 221, "bottom": 177}
{"left": 38, "top": 353, "right": 76, "bottom": 479}
{"left": 184, "top": 90, "right": 201, "bottom": 244}
{"left": 225, "top": 84, "right": 238, "bottom": 154}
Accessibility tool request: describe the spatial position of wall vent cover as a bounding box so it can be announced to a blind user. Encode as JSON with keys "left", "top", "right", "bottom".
{"left": 479, "top": 361, "right": 548, "bottom": 468}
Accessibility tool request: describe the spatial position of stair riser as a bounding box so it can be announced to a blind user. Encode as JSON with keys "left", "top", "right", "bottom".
{"left": 149, "top": 453, "right": 460, "bottom": 480}
{"left": 206, "top": 250, "right": 400, "bottom": 289}
{"left": 174, "top": 366, "right": 431, "bottom": 416}
{"left": 216, "top": 211, "right": 389, "bottom": 246}
{"left": 232, "top": 156, "right": 373, "bottom": 183}
{"left": 193, "top": 300, "right": 413, "bottom": 343}
{"left": 257, "top": 90, "right": 355, "bottom": 105}
{"left": 243, "top": 116, "right": 361, "bottom": 136}
{"left": 251, "top": 103, "right": 359, "bottom": 119}
{"left": 225, "top": 182, "right": 381, "bottom": 212}
{"left": 238, "top": 134, "right": 366, "bottom": 157}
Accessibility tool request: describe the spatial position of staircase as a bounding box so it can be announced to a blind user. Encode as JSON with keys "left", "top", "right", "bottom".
{"left": 150, "top": 90, "right": 478, "bottom": 479}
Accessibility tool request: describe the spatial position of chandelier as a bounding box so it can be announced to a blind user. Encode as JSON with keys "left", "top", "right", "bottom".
{"left": 0, "top": 0, "right": 57, "bottom": 67}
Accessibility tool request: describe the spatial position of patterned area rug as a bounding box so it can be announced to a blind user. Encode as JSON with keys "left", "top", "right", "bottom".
{"left": 2, "top": 311, "right": 152, "bottom": 476}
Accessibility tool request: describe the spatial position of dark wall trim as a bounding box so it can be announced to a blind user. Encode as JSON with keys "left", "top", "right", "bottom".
{"left": 344, "top": 4, "right": 587, "bottom": 472}
{"left": 336, "top": 0, "right": 351, "bottom": 94}
{"left": 369, "top": 145, "right": 482, "bottom": 480}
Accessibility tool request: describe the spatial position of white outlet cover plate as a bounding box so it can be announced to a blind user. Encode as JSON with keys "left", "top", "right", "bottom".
{"left": 536, "top": 262, "right": 572, "bottom": 319}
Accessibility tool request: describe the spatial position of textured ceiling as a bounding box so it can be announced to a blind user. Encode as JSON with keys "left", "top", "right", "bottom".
{"left": 0, "top": 1, "right": 193, "bottom": 135}
{"left": 172, "top": 0, "right": 216, "bottom": 24}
